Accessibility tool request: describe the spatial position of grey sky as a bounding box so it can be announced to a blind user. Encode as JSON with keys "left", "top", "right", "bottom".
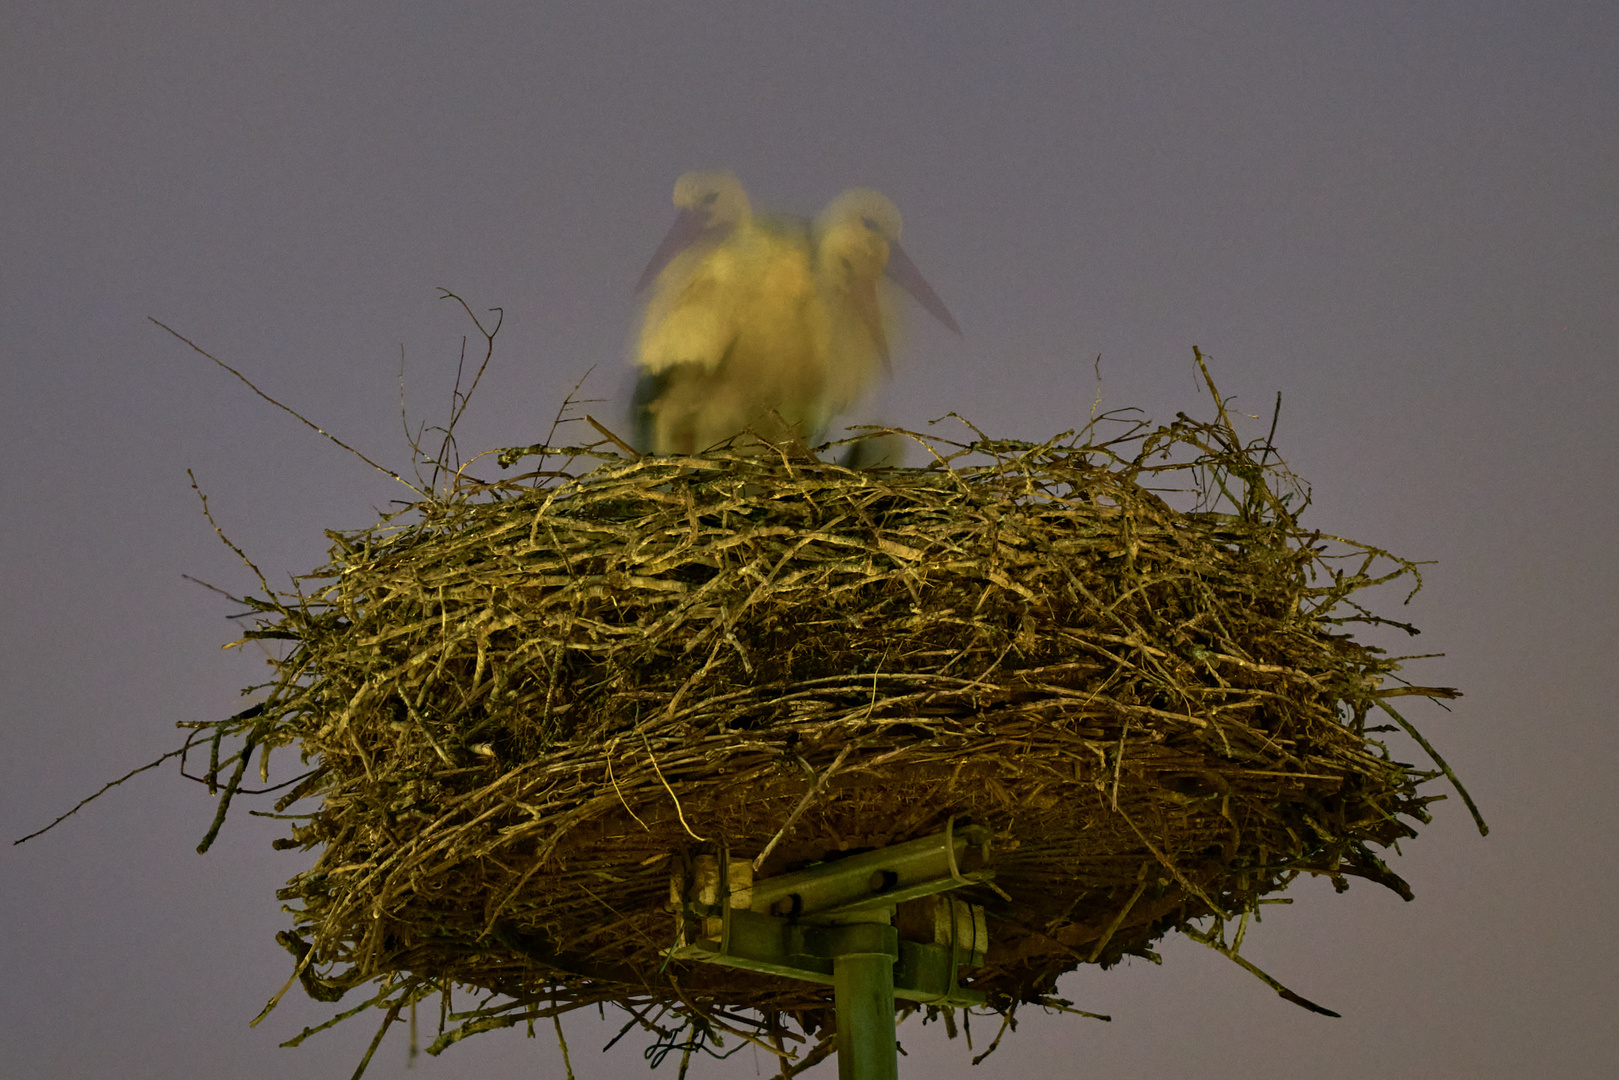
{"left": 4, "top": 2, "right": 1615, "bottom": 1077}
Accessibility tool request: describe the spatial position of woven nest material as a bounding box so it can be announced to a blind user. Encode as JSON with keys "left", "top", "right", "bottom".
{"left": 192, "top": 384, "right": 1472, "bottom": 1071}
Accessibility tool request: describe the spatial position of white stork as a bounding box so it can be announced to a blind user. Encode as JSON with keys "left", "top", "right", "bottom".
{"left": 631, "top": 172, "right": 958, "bottom": 457}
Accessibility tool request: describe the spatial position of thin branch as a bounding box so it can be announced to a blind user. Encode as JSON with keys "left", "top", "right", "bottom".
{"left": 14, "top": 736, "right": 199, "bottom": 844}
{"left": 586, "top": 414, "right": 640, "bottom": 459}
{"left": 1182, "top": 922, "right": 1341, "bottom": 1017}
{"left": 640, "top": 731, "right": 706, "bottom": 842}
{"left": 752, "top": 742, "right": 853, "bottom": 872}
{"left": 150, "top": 317, "right": 420, "bottom": 495}
{"left": 1377, "top": 699, "right": 1488, "bottom": 836}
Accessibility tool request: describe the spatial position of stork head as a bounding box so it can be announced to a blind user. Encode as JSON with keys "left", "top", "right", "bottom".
{"left": 814, "top": 188, "right": 959, "bottom": 369}
{"left": 635, "top": 170, "right": 753, "bottom": 293}
{"left": 816, "top": 188, "right": 902, "bottom": 269}
{"left": 672, "top": 170, "right": 751, "bottom": 228}
{"left": 815, "top": 190, "right": 898, "bottom": 364}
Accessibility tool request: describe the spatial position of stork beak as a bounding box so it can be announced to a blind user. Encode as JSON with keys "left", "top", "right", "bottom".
{"left": 635, "top": 208, "right": 722, "bottom": 294}
{"left": 851, "top": 276, "right": 890, "bottom": 374}
{"left": 884, "top": 240, "right": 960, "bottom": 334}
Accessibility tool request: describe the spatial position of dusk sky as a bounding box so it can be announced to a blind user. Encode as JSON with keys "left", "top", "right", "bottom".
{"left": 4, "top": 3, "right": 1615, "bottom": 1078}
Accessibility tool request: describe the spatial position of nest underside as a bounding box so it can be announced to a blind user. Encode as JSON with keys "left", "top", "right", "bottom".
{"left": 209, "top": 411, "right": 1455, "bottom": 1058}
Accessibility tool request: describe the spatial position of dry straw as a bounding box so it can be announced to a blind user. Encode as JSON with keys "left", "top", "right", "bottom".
{"left": 149, "top": 328, "right": 1477, "bottom": 1075}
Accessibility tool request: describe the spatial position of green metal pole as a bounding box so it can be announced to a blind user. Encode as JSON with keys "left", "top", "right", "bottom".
{"left": 829, "top": 924, "right": 899, "bottom": 1080}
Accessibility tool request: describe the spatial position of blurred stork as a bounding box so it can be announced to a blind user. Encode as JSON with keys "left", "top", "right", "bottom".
{"left": 810, "top": 187, "right": 960, "bottom": 423}
{"left": 632, "top": 171, "right": 958, "bottom": 457}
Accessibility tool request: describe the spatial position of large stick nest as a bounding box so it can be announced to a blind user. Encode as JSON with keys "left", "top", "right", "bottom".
{"left": 197, "top": 382, "right": 1471, "bottom": 1069}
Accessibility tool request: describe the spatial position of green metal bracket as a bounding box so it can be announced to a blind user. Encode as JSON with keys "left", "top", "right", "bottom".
{"left": 666, "top": 823, "right": 995, "bottom": 1080}
{"left": 668, "top": 907, "right": 984, "bottom": 1005}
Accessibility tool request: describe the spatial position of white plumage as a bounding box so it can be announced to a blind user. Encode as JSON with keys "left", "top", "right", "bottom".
{"left": 632, "top": 172, "right": 957, "bottom": 456}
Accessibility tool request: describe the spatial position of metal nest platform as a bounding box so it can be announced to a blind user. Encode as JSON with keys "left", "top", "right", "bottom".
{"left": 186, "top": 369, "right": 1477, "bottom": 1076}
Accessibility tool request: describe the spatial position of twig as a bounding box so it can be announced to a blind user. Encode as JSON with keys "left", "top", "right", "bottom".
{"left": 969, "top": 1006, "right": 1016, "bottom": 1065}
{"left": 606, "top": 747, "right": 649, "bottom": 832}
{"left": 149, "top": 318, "right": 419, "bottom": 494}
{"left": 1377, "top": 699, "right": 1488, "bottom": 836}
{"left": 1087, "top": 865, "right": 1150, "bottom": 962}
{"left": 586, "top": 414, "right": 641, "bottom": 459}
{"left": 1182, "top": 922, "right": 1341, "bottom": 1017}
{"left": 753, "top": 743, "right": 854, "bottom": 872}
{"left": 14, "top": 736, "right": 199, "bottom": 844}
{"left": 553, "top": 1004, "right": 576, "bottom": 1080}
{"left": 640, "top": 731, "right": 706, "bottom": 842}
{"left": 188, "top": 471, "right": 273, "bottom": 598}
